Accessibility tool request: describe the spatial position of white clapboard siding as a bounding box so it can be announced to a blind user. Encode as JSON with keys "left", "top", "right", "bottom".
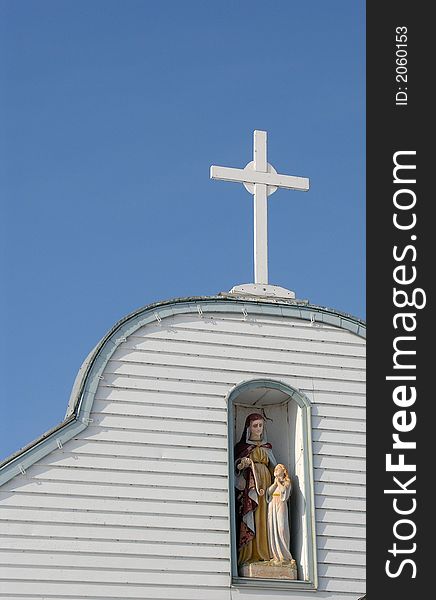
{"left": 0, "top": 307, "right": 365, "bottom": 599}
{"left": 96, "top": 386, "right": 229, "bottom": 408}
{"left": 35, "top": 451, "right": 228, "bottom": 477}
{"left": 0, "top": 520, "right": 230, "bottom": 544}
{"left": 103, "top": 370, "right": 365, "bottom": 396}
{"left": 314, "top": 454, "right": 366, "bottom": 472}
{"left": 0, "top": 581, "right": 230, "bottom": 600}
{"left": 318, "top": 535, "right": 365, "bottom": 553}
{"left": 1, "top": 551, "right": 229, "bottom": 573}
{"left": 92, "top": 399, "right": 227, "bottom": 421}
{"left": 0, "top": 507, "right": 229, "bottom": 531}
{"left": 311, "top": 403, "right": 365, "bottom": 419}
{"left": 96, "top": 385, "right": 366, "bottom": 408}
{"left": 134, "top": 313, "right": 364, "bottom": 345}
{"left": 117, "top": 338, "right": 366, "bottom": 369}
{"left": 317, "top": 523, "right": 366, "bottom": 539}
{"left": 315, "top": 509, "right": 365, "bottom": 526}
{"left": 60, "top": 437, "right": 229, "bottom": 462}
{"left": 315, "top": 482, "right": 365, "bottom": 499}
{"left": 317, "top": 549, "right": 365, "bottom": 566}
{"left": 90, "top": 413, "right": 227, "bottom": 436}
{"left": 319, "top": 577, "right": 365, "bottom": 594}
{"left": 0, "top": 479, "right": 229, "bottom": 504}
{"left": 74, "top": 425, "right": 227, "bottom": 449}
{"left": 305, "top": 390, "right": 366, "bottom": 407}
{"left": 130, "top": 328, "right": 366, "bottom": 358}
{"left": 0, "top": 536, "right": 230, "bottom": 559}
{"left": 1, "top": 491, "right": 229, "bottom": 516}
{"left": 100, "top": 372, "right": 366, "bottom": 402}
{"left": 313, "top": 441, "right": 366, "bottom": 458}
{"left": 314, "top": 468, "right": 365, "bottom": 485}
{"left": 23, "top": 465, "right": 228, "bottom": 492}
{"left": 0, "top": 566, "right": 230, "bottom": 587}
{"left": 110, "top": 352, "right": 366, "bottom": 383}
{"left": 315, "top": 495, "right": 365, "bottom": 512}
{"left": 106, "top": 359, "right": 365, "bottom": 389}
{"left": 91, "top": 400, "right": 367, "bottom": 434}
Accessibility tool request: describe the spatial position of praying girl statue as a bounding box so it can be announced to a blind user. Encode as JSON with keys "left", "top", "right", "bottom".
{"left": 266, "top": 463, "right": 294, "bottom": 562}
{"left": 234, "top": 413, "right": 277, "bottom": 565}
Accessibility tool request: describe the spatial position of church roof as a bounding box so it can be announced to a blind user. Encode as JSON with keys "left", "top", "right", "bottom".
{"left": 0, "top": 293, "right": 365, "bottom": 487}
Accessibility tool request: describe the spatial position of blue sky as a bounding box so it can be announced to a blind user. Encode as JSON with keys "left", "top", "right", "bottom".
{"left": 0, "top": 0, "right": 365, "bottom": 459}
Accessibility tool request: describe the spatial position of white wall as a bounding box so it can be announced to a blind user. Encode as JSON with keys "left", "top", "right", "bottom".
{"left": 0, "top": 304, "right": 365, "bottom": 599}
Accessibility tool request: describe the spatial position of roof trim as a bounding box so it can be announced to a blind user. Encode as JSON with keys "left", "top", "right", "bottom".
{"left": 0, "top": 295, "right": 365, "bottom": 486}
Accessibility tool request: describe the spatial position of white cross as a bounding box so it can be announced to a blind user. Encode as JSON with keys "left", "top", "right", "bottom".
{"left": 210, "top": 130, "right": 309, "bottom": 285}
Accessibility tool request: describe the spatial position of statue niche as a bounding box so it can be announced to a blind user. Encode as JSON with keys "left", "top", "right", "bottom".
{"left": 234, "top": 413, "right": 297, "bottom": 579}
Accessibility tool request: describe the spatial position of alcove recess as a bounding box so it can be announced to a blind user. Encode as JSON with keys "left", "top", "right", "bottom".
{"left": 228, "top": 379, "right": 316, "bottom": 583}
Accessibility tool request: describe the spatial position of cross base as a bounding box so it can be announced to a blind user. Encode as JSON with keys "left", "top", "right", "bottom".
{"left": 228, "top": 283, "right": 296, "bottom": 299}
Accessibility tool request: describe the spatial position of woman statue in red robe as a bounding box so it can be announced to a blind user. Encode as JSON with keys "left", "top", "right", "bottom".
{"left": 234, "top": 413, "right": 277, "bottom": 565}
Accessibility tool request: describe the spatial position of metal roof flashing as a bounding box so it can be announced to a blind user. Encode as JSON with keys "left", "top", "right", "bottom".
{"left": 0, "top": 294, "right": 366, "bottom": 487}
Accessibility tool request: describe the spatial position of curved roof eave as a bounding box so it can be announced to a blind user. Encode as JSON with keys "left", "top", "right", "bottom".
{"left": 0, "top": 295, "right": 366, "bottom": 486}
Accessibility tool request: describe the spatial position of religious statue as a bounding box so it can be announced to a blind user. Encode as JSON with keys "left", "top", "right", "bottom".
{"left": 266, "top": 464, "right": 293, "bottom": 562}
{"left": 234, "top": 413, "right": 297, "bottom": 579}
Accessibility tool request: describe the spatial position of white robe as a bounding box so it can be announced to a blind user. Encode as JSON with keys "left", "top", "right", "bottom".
{"left": 266, "top": 481, "right": 293, "bottom": 562}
